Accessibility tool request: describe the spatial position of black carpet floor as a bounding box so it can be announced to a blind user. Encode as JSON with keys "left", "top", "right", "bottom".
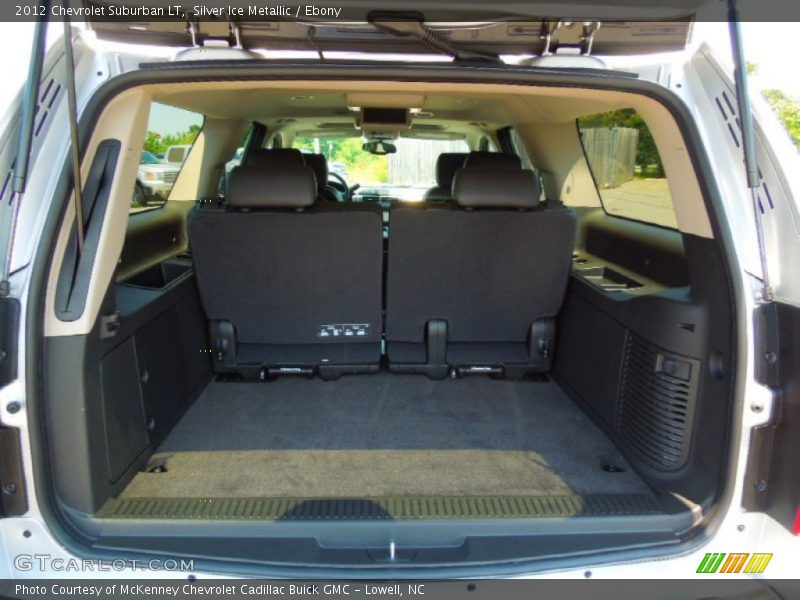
{"left": 121, "top": 374, "right": 649, "bottom": 499}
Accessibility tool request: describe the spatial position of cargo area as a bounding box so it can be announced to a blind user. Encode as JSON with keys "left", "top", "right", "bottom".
{"left": 108, "top": 374, "right": 651, "bottom": 515}
{"left": 35, "top": 73, "right": 738, "bottom": 570}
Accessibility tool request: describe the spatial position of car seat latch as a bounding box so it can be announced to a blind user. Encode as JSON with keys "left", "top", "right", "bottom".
{"left": 538, "top": 337, "right": 551, "bottom": 359}
{"left": 100, "top": 311, "right": 121, "bottom": 339}
{"left": 214, "top": 338, "right": 228, "bottom": 361}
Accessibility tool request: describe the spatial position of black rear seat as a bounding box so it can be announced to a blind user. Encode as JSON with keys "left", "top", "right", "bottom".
{"left": 189, "top": 164, "right": 383, "bottom": 380}
{"left": 385, "top": 165, "right": 576, "bottom": 379}
{"left": 189, "top": 149, "right": 575, "bottom": 381}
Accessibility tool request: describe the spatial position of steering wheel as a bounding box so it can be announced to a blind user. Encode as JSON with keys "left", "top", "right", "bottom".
{"left": 328, "top": 171, "right": 353, "bottom": 202}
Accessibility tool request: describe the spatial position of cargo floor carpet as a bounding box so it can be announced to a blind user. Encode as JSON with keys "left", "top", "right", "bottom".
{"left": 120, "top": 374, "right": 649, "bottom": 499}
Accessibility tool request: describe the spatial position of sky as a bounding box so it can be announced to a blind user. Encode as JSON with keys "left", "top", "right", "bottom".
{"left": 149, "top": 103, "right": 204, "bottom": 138}
{"left": 0, "top": 20, "right": 798, "bottom": 130}
{"left": 693, "top": 22, "right": 800, "bottom": 95}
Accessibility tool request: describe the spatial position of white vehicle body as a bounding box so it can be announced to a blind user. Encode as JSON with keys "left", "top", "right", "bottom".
{"left": 0, "top": 7, "right": 798, "bottom": 584}
{"left": 136, "top": 162, "right": 179, "bottom": 199}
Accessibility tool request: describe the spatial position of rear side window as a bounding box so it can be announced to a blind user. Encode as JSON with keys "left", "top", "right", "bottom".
{"left": 217, "top": 124, "right": 255, "bottom": 196}
{"left": 132, "top": 102, "right": 203, "bottom": 212}
{"left": 507, "top": 127, "right": 545, "bottom": 202}
{"left": 578, "top": 109, "right": 678, "bottom": 229}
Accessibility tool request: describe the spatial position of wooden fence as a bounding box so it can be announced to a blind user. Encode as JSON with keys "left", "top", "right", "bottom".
{"left": 580, "top": 127, "right": 639, "bottom": 188}
{"left": 387, "top": 139, "right": 468, "bottom": 185}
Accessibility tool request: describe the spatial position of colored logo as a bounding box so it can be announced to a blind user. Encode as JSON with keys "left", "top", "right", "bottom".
{"left": 696, "top": 553, "right": 773, "bottom": 574}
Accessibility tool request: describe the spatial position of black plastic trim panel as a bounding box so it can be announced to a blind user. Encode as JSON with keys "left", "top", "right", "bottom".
{"left": 99, "top": 493, "right": 663, "bottom": 521}
{"left": 0, "top": 298, "right": 19, "bottom": 386}
{"left": 0, "top": 426, "right": 27, "bottom": 516}
{"left": 743, "top": 302, "right": 800, "bottom": 531}
{"left": 55, "top": 138, "right": 121, "bottom": 321}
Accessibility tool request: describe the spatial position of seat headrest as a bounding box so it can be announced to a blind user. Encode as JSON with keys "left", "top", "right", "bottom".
{"left": 302, "top": 153, "right": 329, "bottom": 189}
{"left": 245, "top": 148, "right": 305, "bottom": 168}
{"left": 435, "top": 152, "right": 469, "bottom": 187}
{"left": 227, "top": 165, "right": 317, "bottom": 209}
{"left": 453, "top": 167, "right": 541, "bottom": 209}
{"left": 463, "top": 151, "right": 522, "bottom": 170}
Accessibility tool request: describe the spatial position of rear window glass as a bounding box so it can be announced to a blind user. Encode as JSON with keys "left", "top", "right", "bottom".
{"left": 578, "top": 109, "right": 678, "bottom": 229}
{"left": 132, "top": 102, "right": 203, "bottom": 212}
{"left": 292, "top": 136, "right": 469, "bottom": 188}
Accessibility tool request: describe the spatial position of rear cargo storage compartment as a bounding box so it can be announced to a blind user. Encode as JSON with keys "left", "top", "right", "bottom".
{"left": 99, "top": 373, "right": 657, "bottom": 520}
{"left": 34, "top": 72, "right": 738, "bottom": 572}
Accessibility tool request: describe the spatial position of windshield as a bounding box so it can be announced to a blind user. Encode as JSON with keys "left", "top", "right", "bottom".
{"left": 293, "top": 136, "right": 470, "bottom": 190}
{"left": 140, "top": 150, "right": 161, "bottom": 165}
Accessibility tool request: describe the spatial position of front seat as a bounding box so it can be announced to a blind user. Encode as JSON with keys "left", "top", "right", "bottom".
{"left": 303, "top": 153, "right": 343, "bottom": 202}
{"left": 423, "top": 152, "right": 468, "bottom": 202}
{"left": 463, "top": 151, "right": 522, "bottom": 169}
{"left": 245, "top": 147, "right": 306, "bottom": 167}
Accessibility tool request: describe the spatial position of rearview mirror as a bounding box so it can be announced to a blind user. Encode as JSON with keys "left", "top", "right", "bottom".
{"left": 362, "top": 140, "right": 397, "bottom": 155}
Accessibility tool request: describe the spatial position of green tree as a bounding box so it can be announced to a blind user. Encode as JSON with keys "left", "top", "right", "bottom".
{"left": 761, "top": 88, "right": 800, "bottom": 148}
{"left": 745, "top": 62, "right": 799, "bottom": 148}
{"left": 143, "top": 125, "right": 201, "bottom": 155}
{"left": 293, "top": 136, "right": 388, "bottom": 183}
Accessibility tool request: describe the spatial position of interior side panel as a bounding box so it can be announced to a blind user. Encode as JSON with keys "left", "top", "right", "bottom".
{"left": 554, "top": 208, "right": 734, "bottom": 507}
{"left": 45, "top": 186, "right": 212, "bottom": 513}
{"left": 117, "top": 201, "right": 193, "bottom": 281}
{"left": 100, "top": 337, "right": 148, "bottom": 484}
{"left": 134, "top": 305, "right": 187, "bottom": 445}
{"left": 556, "top": 294, "right": 626, "bottom": 426}
{"left": 45, "top": 252, "right": 211, "bottom": 514}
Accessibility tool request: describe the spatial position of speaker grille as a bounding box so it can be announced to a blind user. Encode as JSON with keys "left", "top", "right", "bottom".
{"left": 618, "top": 333, "right": 698, "bottom": 471}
